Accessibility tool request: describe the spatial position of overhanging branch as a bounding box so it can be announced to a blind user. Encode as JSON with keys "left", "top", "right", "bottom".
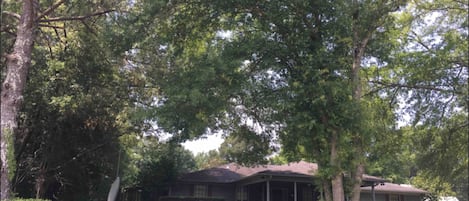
{"left": 369, "top": 80, "right": 460, "bottom": 94}
{"left": 38, "top": 9, "right": 116, "bottom": 23}
{"left": 2, "top": 11, "right": 20, "bottom": 20}
{"left": 36, "top": 0, "right": 66, "bottom": 21}
{"left": 38, "top": 23, "right": 64, "bottom": 29}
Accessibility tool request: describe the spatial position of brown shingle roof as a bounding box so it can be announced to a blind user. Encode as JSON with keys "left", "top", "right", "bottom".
{"left": 177, "top": 162, "right": 427, "bottom": 195}
{"left": 361, "top": 182, "right": 428, "bottom": 195}
{"left": 179, "top": 161, "right": 385, "bottom": 183}
{"left": 227, "top": 161, "right": 318, "bottom": 177}
{"left": 178, "top": 161, "right": 317, "bottom": 183}
{"left": 178, "top": 167, "right": 244, "bottom": 183}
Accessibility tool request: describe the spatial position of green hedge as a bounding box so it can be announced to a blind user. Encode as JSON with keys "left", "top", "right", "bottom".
{"left": 11, "top": 198, "right": 50, "bottom": 201}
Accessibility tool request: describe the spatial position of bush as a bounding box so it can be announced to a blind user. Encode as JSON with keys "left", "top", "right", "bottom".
{"left": 11, "top": 198, "right": 50, "bottom": 201}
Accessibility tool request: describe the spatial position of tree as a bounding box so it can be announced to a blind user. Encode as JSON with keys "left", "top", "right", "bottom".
{"left": 194, "top": 150, "right": 226, "bottom": 170}
{"left": 1, "top": 0, "right": 126, "bottom": 199}
{"left": 121, "top": 1, "right": 466, "bottom": 201}
{"left": 13, "top": 28, "right": 133, "bottom": 199}
{"left": 1, "top": 1, "right": 36, "bottom": 197}
{"left": 411, "top": 114, "right": 468, "bottom": 200}
{"left": 206, "top": 2, "right": 403, "bottom": 201}
{"left": 219, "top": 125, "right": 271, "bottom": 166}
{"left": 130, "top": 1, "right": 389, "bottom": 201}
{"left": 120, "top": 135, "right": 196, "bottom": 200}
{"left": 366, "top": 0, "right": 468, "bottom": 199}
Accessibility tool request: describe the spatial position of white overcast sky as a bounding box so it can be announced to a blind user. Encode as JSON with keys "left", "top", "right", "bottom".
{"left": 182, "top": 133, "right": 224, "bottom": 155}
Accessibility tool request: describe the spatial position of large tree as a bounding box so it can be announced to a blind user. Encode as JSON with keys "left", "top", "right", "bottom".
{"left": 14, "top": 27, "right": 134, "bottom": 199}
{"left": 370, "top": 0, "right": 468, "bottom": 199}
{"left": 1, "top": 0, "right": 125, "bottom": 199}
{"left": 120, "top": 135, "right": 196, "bottom": 200}
{"left": 129, "top": 1, "right": 405, "bottom": 201}
{"left": 107, "top": 0, "right": 466, "bottom": 201}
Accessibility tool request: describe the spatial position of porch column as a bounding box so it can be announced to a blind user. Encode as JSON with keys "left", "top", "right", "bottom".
{"left": 266, "top": 180, "right": 270, "bottom": 201}
{"left": 372, "top": 183, "right": 376, "bottom": 201}
{"left": 294, "top": 182, "right": 297, "bottom": 201}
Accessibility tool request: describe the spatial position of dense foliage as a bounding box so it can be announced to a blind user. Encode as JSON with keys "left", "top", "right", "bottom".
{"left": 0, "top": 0, "right": 467, "bottom": 200}
{"left": 120, "top": 135, "right": 196, "bottom": 200}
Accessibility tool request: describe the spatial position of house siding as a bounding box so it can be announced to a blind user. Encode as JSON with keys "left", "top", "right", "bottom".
{"left": 210, "top": 184, "right": 236, "bottom": 201}
{"left": 360, "top": 193, "right": 388, "bottom": 201}
{"left": 168, "top": 183, "right": 424, "bottom": 201}
{"left": 402, "top": 195, "right": 424, "bottom": 201}
{"left": 170, "top": 183, "right": 192, "bottom": 196}
{"left": 169, "top": 183, "right": 236, "bottom": 201}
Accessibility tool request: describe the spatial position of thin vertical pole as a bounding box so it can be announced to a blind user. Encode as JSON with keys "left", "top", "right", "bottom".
{"left": 372, "top": 183, "right": 376, "bottom": 201}
{"left": 116, "top": 149, "right": 121, "bottom": 177}
{"left": 267, "top": 180, "right": 270, "bottom": 201}
{"left": 294, "top": 182, "right": 298, "bottom": 201}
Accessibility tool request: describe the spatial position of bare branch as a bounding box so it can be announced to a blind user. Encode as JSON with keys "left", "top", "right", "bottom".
{"left": 410, "top": 31, "right": 433, "bottom": 52}
{"left": 36, "top": 0, "right": 66, "bottom": 21}
{"left": 38, "top": 23, "right": 64, "bottom": 29}
{"left": 38, "top": 9, "right": 116, "bottom": 23}
{"left": 2, "top": 11, "right": 20, "bottom": 20}
{"left": 369, "top": 80, "right": 460, "bottom": 94}
{"left": 46, "top": 143, "right": 108, "bottom": 173}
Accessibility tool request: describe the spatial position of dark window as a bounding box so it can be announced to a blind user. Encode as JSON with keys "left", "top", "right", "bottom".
{"left": 194, "top": 185, "right": 208, "bottom": 197}
{"left": 303, "top": 187, "right": 313, "bottom": 201}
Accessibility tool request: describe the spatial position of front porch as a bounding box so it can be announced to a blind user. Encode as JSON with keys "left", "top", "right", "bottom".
{"left": 235, "top": 174, "right": 320, "bottom": 201}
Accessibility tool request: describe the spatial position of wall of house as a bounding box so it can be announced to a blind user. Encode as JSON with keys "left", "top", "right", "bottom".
{"left": 360, "top": 193, "right": 387, "bottom": 201}
{"left": 169, "top": 183, "right": 236, "bottom": 201}
{"left": 403, "top": 195, "right": 424, "bottom": 201}
{"left": 210, "top": 184, "right": 236, "bottom": 201}
{"left": 170, "top": 183, "right": 193, "bottom": 196}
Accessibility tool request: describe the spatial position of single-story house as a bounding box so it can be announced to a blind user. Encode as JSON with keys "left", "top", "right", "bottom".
{"left": 161, "top": 161, "right": 427, "bottom": 201}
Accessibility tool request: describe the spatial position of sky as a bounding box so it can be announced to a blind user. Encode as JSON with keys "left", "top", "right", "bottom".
{"left": 182, "top": 133, "right": 224, "bottom": 155}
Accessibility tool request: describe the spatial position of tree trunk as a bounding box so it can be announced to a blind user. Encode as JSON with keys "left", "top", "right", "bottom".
{"left": 330, "top": 130, "right": 345, "bottom": 201}
{"left": 351, "top": 163, "right": 365, "bottom": 201}
{"left": 1, "top": 0, "right": 36, "bottom": 199}
{"left": 322, "top": 179, "right": 332, "bottom": 201}
{"left": 331, "top": 174, "right": 345, "bottom": 201}
{"left": 349, "top": 0, "right": 371, "bottom": 200}
{"left": 35, "top": 163, "right": 47, "bottom": 199}
{"left": 349, "top": 46, "right": 365, "bottom": 201}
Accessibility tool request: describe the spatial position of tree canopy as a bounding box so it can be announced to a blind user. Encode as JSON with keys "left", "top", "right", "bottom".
{"left": 0, "top": 0, "right": 467, "bottom": 200}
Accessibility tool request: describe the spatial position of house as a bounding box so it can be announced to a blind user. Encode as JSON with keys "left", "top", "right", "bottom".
{"left": 161, "top": 161, "right": 427, "bottom": 201}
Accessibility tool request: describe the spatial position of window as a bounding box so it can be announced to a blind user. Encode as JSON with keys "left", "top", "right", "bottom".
{"left": 303, "top": 187, "right": 312, "bottom": 201}
{"left": 194, "top": 185, "right": 208, "bottom": 197}
{"left": 389, "top": 194, "right": 404, "bottom": 201}
{"left": 236, "top": 186, "right": 248, "bottom": 201}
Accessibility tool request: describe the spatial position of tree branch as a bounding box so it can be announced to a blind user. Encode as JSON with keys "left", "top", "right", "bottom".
{"left": 36, "top": 0, "right": 66, "bottom": 21}
{"left": 38, "top": 9, "right": 116, "bottom": 23}
{"left": 2, "top": 11, "right": 20, "bottom": 20}
{"left": 46, "top": 143, "right": 108, "bottom": 173}
{"left": 369, "top": 80, "right": 459, "bottom": 93}
{"left": 38, "top": 23, "right": 64, "bottom": 29}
